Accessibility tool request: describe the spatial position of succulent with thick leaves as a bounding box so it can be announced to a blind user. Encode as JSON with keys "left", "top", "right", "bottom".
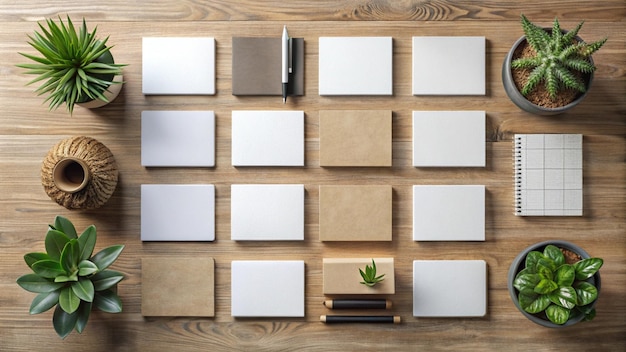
{"left": 17, "top": 216, "right": 124, "bottom": 338}
{"left": 513, "top": 244, "right": 602, "bottom": 325}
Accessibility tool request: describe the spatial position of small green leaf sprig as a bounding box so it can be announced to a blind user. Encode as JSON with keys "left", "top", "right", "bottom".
{"left": 511, "top": 14, "right": 607, "bottom": 100}
{"left": 17, "top": 16, "right": 126, "bottom": 114}
{"left": 16, "top": 216, "right": 125, "bottom": 339}
{"left": 513, "top": 244, "right": 603, "bottom": 325}
{"left": 359, "top": 259, "right": 385, "bottom": 287}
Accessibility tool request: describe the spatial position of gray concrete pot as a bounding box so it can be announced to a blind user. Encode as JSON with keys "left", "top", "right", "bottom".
{"left": 502, "top": 34, "right": 594, "bottom": 116}
{"left": 507, "top": 240, "right": 601, "bottom": 328}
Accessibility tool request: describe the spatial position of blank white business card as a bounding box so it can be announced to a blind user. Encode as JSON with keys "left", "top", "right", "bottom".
{"left": 413, "top": 260, "right": 487, "bottom": 317}
{"left": 231, "top": 110, "right": 304, "bottom": 166}
{"left": 319, "top": 37, "right": 393, "bottom": 95}
{"left": 413, "top": 185, "right": 485, "bottom": 241}
{"left": 231, "top": 260, "right": 305, "bottom": 317}
{"left": 141, "top": 110, "right": 215, "bottom": 167}
{"left": 412, "top": 111, "right": 485, "bottom": 167}
{"left": 231, "top": 184, "right": 304, "bottom": 241}
{"left": 142, "top": 37, "right": 215, "bottom": 95}
{"left": 141, "top": 184, "right": 215, "bottom": 241}
{"left": 412, "top": 36, "right": 485, "bottom": 95}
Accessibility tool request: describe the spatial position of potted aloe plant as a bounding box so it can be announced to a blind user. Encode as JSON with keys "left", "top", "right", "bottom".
{"left": 502, "top": 15, "right": 607, "bottom": 115}
{"left": 507, "top": 240, "right": 602, "bottom": 327}
{"left": 17, "top": 16, "right": 126, "bottom": 114}
{"left": 16, "top": 216, "right": 125, "bottom": 339}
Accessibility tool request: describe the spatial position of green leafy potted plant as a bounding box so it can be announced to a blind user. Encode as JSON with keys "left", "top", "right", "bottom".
{"left": 17, "top": 16, "right": 126, "bottom": 114}
{"left": 502, "top": 14, "right": 607, "bottom": 115}
{"left": 359, "top": 259, "right": 385, "bottom": 287}
{"left": 507, "top": 240, "right": 602, "bottom": 327}
{"left": 16, "top": 216, "right": 125, "bottom": 339}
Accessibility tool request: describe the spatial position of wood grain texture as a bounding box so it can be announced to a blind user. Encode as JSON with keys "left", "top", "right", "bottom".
{"left": 1, "top": 1, "right": 625, "bottom": 351}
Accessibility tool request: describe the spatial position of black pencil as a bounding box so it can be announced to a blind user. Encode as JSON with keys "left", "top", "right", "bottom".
{"left": 320, "top": 315, "right": 401, "bottom": 324}
{"left": 323, "top": 299, "right": 391, "bottom": 310}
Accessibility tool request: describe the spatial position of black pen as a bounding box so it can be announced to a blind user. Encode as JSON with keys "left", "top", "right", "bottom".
{"left": 320, "top": 315, "right": 401, "bottom": 324}
{"left": 323, "top": 299, "right": 392, "bottom": 310}
{"left": 281, "top": 25, "right": 289, "bottom": 103}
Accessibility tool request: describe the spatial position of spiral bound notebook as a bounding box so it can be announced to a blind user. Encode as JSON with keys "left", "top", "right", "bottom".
{"left": 514, "top": 134, "right": 583, "bottom": 216}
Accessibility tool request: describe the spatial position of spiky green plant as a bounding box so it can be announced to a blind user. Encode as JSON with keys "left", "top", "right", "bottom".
{"left": 359, "top": 259, "right": 385, "bottom": 287}
{"left": 17, "top": 16, "right": 126, "bottom": 114}
{"left": 511, "top": 14, "right": 607, "bottom": 100}
{"left": 16, "top": 216, "right": 125, "bottom": 339}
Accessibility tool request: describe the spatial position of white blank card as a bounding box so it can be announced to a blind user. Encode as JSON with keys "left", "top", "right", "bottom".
{"left": 319, "top": 37, "right": 393, "bottom": 95}
{"left": 413, "top": 185, "right": 485, "bottom": 241}
{"left": 141, "top": 110, "right": 215, "bottom": 167}
{"left": 141, "top": 184, "right": 215, "bottom": 241}
{"left": 413, "top": 260, "right": 487, "bottom": 317}
{"left": 231, "top": 184, "right": 304, "bottom": 241}
{"left": 231, "top": 260, "right": 305, "bottom": 317}
{"left": 142, "top": 37, "right": 216, "bottom": 95}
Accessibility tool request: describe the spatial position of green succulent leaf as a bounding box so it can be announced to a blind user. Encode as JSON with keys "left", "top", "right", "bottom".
{"left": 543, "top": 245, "right": 565, "bottom": 267}
{"left": 91, "top": 245, "right": 124, "bottom": 271}
{"left": 78, "top": 260, "right": 99, "bottom": 276}
{"left": 44, "top": 229, "right": 70, "bottom": 261}
{"left": 555, "top": 264, "right": 575, "bottom": 287}
{"left": 534, "top": 278, "right": 558, "bottom": 294}
{"left": 524, "top": 251, "right": 543, "bottom": 273}
{"left": 91, "top": 270, "right": 124, "bottom": 291}
{"left": 53, "top": 304, "right": 78, "bottom": 339}
{"left": 54, "top": 274, "right": 78, "bottom": 283}
{"left": 75, "top": 301, "right": 92, "bottom": 334}
{"left": 52, "top": 216, "right": 78, "bottom": 239}
{"left": 546, "top": 304, "right": 570, "bottom": 325}
{"left": 71, "top": 278, "right": 95, "bottom": 303}
{"left": 93, "top": 289, "right": 123, "bottom": 313}
{"left": 59, "top": 286, "right": 80, "bottom": 314}
{"left": 24, "top": 252, "right": 51, "bottom": 268}
{"left": 520, "top": 292, "right": 550, "bottom": 313}
{"left": 31, "top": 259, "right": 65, "bottom": 279}
{"left": 17, "top": 273, "right": 64, "bottom": 293}
{"left": 29, "top": 290, "right": 61, "bottom": 314}
{"left": 548, "top": 286, "right": 577, "bottom": 309}
{"left": 574, "top": 281, "right": 598, "bottom": 306}
{"left": 60, "top": 239, "right": 80, "bottom": 275}
{"left": 77, "top": 225, "right": 96, "bottom": 261}
{"left": 573, "top": 258, "right": 603, "bottom": 280}
{"left": 513, "top": 273, "right": 540, "bottom": 295}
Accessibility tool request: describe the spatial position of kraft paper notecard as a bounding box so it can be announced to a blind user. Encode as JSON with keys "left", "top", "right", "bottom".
{"left": 318, "top": 37, "right": 393, "bottom": 95}
{"left": 231, "top": 184, "right": 304, "bottom": 241}
{"left": 141, "top": 184, "right": 215, "bottom": 241}
{"left": 142, "top": 37, "right": 215, "bottom": 95}
{"left": 413, "top": 260, "right": 487, "bottom": 317}
{"left": 231, "top": 110, "right": 304, "bottom": 166}
{"left": 141, "top": 110, "right": 215, "bottom": 167}
{"left": 412, "top": 110, "right": 485, "bottom": 167}
{"left": 232, "top": 37, "right": 304, "bottom": 96}
{"left": 514, "top": 134, "right": 583, "bottom": 216}
{"left": 319, "top": 185, "right": 392, "bottom": 241}
{"left": 319, "top": 110, "right": 392, "bottom": 167}
{"left": 323, "top": 258, "right": 395, "bottom": 295}
{"left": 141, "top": 257, "right": 214, "bottom": 317}
{"left": 413, "top": 185, "right": 485, "bottom": 241}
{"left": 412, "top": 36, "right": 485, "bottom": 95}
{"left": 231, "top": 260, "right": 305, "bottom": 317}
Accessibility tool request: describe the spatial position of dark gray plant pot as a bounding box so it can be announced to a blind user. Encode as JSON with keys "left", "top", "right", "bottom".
{"left": 502, "top": 34, "right": 594, "bottom": 116}
{"left": 507, "top": 240, "right": 601, "bottom": 328}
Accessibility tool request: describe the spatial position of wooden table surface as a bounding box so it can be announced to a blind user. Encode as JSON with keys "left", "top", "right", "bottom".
{"left": 1, "top": 1, "right": 625, "bottom": 351}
